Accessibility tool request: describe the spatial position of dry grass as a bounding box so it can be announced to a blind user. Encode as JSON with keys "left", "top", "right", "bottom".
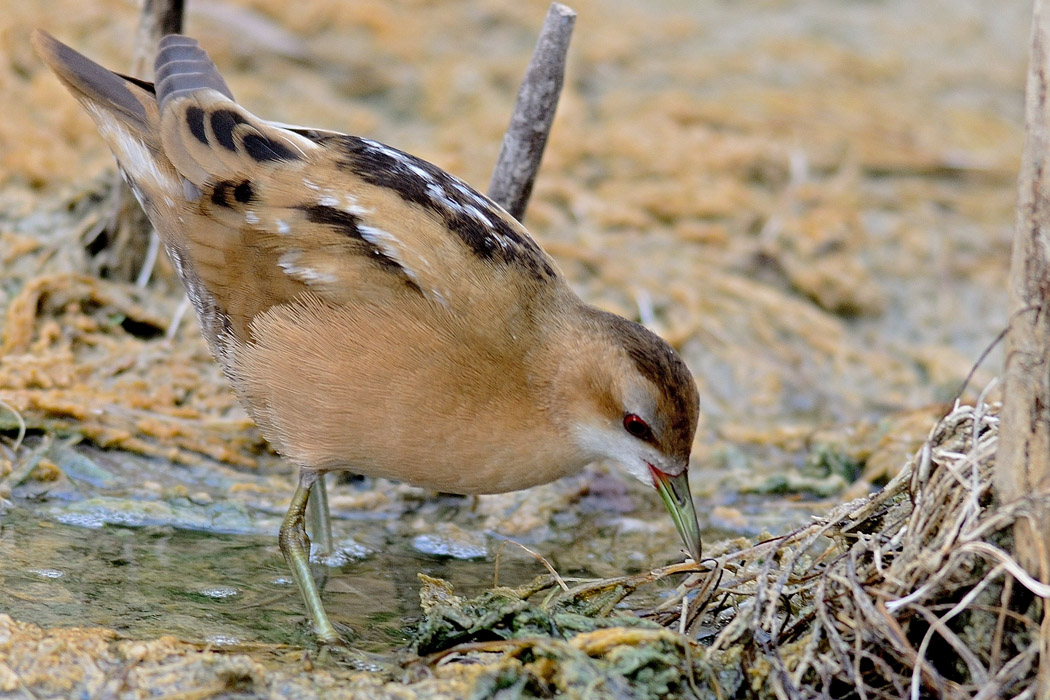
{"left": 636, "top": 394, "right": 1049, "bottom": 699}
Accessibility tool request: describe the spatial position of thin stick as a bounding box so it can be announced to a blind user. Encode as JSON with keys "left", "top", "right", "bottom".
{"left": 135, "top": 222, "right": 161, "bottom": 287}
{"left": 131, "top": 0, "right": 186, "bottom": 78}
{"left": 488, "top": 3, "right": 576, "bottom": 222}
{"left": 0, "top": 397, "right": 26, "bottom": 453}
{"left": 506, "top": 540, "right": 570, "bottom": 592}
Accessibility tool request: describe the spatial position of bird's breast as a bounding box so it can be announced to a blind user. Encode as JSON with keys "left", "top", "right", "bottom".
{"left": 228, "top": 292, "right": 587, "bottom": 494}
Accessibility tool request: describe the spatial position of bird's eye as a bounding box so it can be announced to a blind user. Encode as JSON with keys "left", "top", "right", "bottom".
{"left": 623, "top": 413, "right": 652, "bottom": 440}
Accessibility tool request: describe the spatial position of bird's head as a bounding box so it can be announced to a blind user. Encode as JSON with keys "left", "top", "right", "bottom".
{"left": 555, "top": 306, "right": 702, "bottom": 561}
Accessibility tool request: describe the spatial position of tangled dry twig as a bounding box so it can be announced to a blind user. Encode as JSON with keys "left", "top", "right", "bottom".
{"left": 654, "top": 397, "right": 1049, "bottom": 699}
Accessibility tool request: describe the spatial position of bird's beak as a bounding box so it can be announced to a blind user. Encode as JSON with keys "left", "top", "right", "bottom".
{"left": 650, "top": 465, "right": 702, "bottom": 562}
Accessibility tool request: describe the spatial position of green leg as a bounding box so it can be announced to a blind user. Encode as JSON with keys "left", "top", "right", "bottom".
{"left": 280, "top": 469, "right": 341, "bottom": 645}
{"left": 307, "top": 472, "right": 334, "bottom": 558}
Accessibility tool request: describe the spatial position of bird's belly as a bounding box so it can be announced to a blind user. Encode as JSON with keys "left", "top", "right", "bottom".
{"left": 239, "top": 375, "right": 581, "bottom": 494}
{"left": 262, "top": 402, "right": 584, "bottom": 495}
{"left": 228, "top": 295, "right": 586, "bottom": 495}
{"left": 316, "top": 447, "right": 580, "bottom": 495}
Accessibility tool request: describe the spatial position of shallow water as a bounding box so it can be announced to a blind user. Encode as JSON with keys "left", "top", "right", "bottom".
{"left": 1, "top": 441, "right": 714, "bottom": 653}
{"left": 0, "top": 503, "right": 588, "bottom": 652}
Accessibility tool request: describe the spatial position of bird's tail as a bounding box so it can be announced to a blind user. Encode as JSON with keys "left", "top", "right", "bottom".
{"left": 31, "top": 30, "right": 181, "bottom": 202}
{"left": 32, "top": 30, "right": 161, "bottom": 146}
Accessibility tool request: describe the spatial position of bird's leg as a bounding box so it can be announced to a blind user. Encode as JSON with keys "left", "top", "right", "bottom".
{"left": 280, "top": 468, "right": 341, "bottom": 645}
{"left": 307, "top": 473, "right": 334, "bottom": 558}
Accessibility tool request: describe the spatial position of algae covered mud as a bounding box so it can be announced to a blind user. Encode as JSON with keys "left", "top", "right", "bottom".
{"left": 0, "top": 0, "right": 1031, "bottom": 697}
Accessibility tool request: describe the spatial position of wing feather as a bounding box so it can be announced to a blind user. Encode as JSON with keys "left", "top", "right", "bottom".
{"left": 35, "top": 31, "right": 570, "bottom": 351}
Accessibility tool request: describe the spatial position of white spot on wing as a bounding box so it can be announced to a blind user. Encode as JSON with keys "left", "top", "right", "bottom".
{"left": 343, "top": 194, "right": 372, "bottom": 216}
{"left": 452, "top": 180, "right": 490, "bottom": 209}
{"left": 421, "top": 179, "right": 509, "bottom": 250}
{"left": 463, "top": 204, "right": 494, "bottom": 228}
{"left": 277, "top": 250, "right": 337, "bottom": 285}
{"left": 277, "top": 250, "right": 300, "bottom": 270}
{"left": 407, "top": 163, "right": 434, "bottom": 182}
{"left": 361, "top": 138, "right": 405, "bottom": 163}
{"left": 357, "top": 224, "right": 448, "bottom": 307}
{"left": 358, "top": 136, "right": 523, "bottom": 260}
{"left": 276, "top": 219, "right": 291, "bottom": 235}
{"left": 426, "top": 182, "right": 463, "bottom": 215}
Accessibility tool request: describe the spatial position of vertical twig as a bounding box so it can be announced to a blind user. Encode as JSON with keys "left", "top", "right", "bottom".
{"left": 131, "top": 0, "right": 186, "bottom": 77}
{"left": 488, "top": 3, "right": 576, "bottom": 222}
{"left": 997, "top": 0, "right": 1050, "bottom": 696}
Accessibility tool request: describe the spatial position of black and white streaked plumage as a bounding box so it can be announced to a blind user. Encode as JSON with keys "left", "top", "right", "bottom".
{"left": 33, "top": 30, "right": 702, "bottom": 644}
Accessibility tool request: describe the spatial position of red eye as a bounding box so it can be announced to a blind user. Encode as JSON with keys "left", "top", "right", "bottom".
{"left": 623, "top": 413, "right": 652, "bottom": 440}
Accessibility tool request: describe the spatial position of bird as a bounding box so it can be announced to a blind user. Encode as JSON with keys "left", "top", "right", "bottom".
{"left": 32, "top": 30, "right": 703, "bottom": 645}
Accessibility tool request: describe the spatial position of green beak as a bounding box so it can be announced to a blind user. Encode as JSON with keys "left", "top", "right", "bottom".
{"left": 650, "top": 466, "right": 702, "bottom": 562}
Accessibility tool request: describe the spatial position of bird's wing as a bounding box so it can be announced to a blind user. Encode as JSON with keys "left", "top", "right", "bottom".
{"left": 34, "top": 31, "right": 567, "bottom": 347}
